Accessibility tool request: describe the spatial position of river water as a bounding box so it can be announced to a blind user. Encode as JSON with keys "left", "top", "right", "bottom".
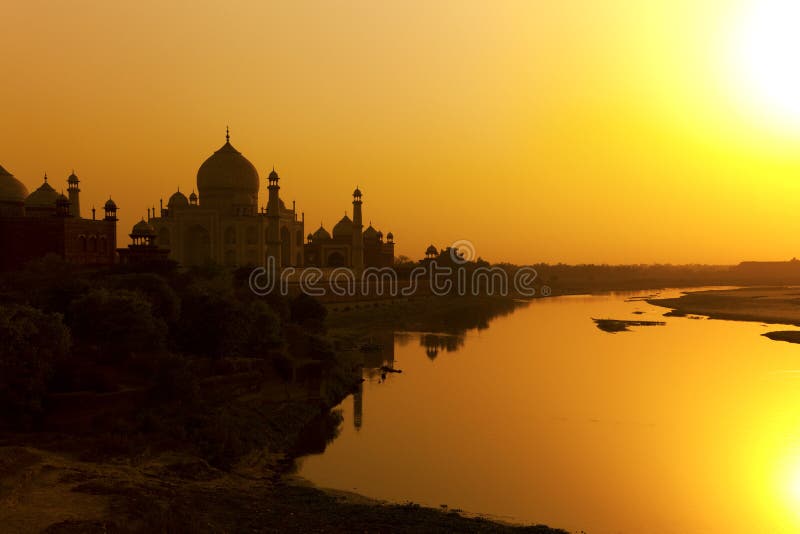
{"left": 298, "top": 289, "right": 800, "bottom": 533}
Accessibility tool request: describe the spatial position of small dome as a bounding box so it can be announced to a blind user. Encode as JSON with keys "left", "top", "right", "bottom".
{"left": 332, "top": 214, "right": 353, "bottom": 238}
{"left": 168, "top": 190, "right": 189, "bottom": 210}
{"left": 268, "top": 168, "right": 279, "bottom": 181}
{"left": 131, "top": 218, "right": 156, "bottom": 237}
{"left": 425, "top": 244, "right": 438, "bottom": 255}
{"left": 104, "top": 198, "right": 117, "bottom": 210}
{"left": 363, "top": 225, "right": 378, "bottom": 241}
{"left": 67, "top": 171, "right": 79, "bottom": 184}
{"left": 312, "top": 225, "right": 331, "bottom": 241}
{"left": 0, "top": 164, "right": 29, "bottom": 204}
{"left": 376, "top": 230, "right": 383, "bottom": 240}
{"left": 189, "top": 190, "right": 198, "bottom": 201}
{"left": 307, "top": 233, "right": 313, "bottom": 241}
{"left": 353, "top": 187, "right": 362, "bottom": 197}
{"left": 386, "top": 232, "right": 394, "bottom": 241}
{"left": 25, "top": 177, "right": 59, "bottom": 208}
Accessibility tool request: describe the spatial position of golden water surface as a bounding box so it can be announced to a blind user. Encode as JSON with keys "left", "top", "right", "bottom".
{"left": 299, "top": 290, "right": 800, "bottom": 533}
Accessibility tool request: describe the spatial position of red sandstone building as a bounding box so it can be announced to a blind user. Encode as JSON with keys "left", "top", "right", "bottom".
{"left": 0, "top": 164, "right": 118, "bottom": 271}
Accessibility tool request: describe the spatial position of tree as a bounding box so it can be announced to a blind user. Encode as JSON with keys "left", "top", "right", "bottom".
{"left": 69, "top": 288, "right": 166, "bottom": 361}
{"left": 289, "top": 293, "right": 327, "bottom": 331}
{"left": 0, "top": 304, "right": 70, "bottom": 427}
{"left": 177, "top": 287, "right": 281, "bottom": 359}
{"left": 104, "top": 273, "right": 180, "bottom": 325}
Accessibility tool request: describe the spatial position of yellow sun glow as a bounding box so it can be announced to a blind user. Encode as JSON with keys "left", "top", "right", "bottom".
{"left": 734, "top": 1, "right": 800, "bottom": 127}
{"left": 775, "top": 448, "right": 800, "bottom": 520}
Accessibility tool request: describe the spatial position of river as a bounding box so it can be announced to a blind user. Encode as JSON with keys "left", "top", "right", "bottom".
{"left": 298, "top": 289, "right": 800, "bottom": 533}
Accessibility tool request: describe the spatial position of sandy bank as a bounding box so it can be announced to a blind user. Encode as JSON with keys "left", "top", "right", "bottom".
{"left": 648, "top": 287, "right": 800, "bottom": 325}
{"left": 0, "top": 446, "right": 566, "bottom": 533}
{"left": 648, "top": 287, "right": 800, "bottom": 344}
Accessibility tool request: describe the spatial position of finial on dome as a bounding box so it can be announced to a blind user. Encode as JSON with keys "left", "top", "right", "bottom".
{"left": 226, "top": 125, "right": 230, "bottom": 142}
{"left": 44, "top": 173, "right": 48, "bottom": 182}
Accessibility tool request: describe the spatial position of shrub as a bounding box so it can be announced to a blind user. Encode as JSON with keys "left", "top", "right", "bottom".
{"left": 289, "top": 294, "right": 327, "bottom": 329}
{"left": 177, "top": 287, "right": 281, "bottom": 359}
{"left": 0, "top": 304, "right": 70, "bottom": 427}
{"left": 69, "top": 288, "right": 166, "bottom": 361}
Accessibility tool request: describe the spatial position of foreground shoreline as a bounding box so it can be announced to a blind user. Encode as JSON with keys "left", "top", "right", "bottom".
{"left": 0, "top": 444, "right": 566, "bottom": 533}
{"left": 0, "top": 294, "right": 569, "bottom": 533}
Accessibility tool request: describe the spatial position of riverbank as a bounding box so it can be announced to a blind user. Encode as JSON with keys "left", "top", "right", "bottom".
{"left": 326, "top": 295, "right": 527, "bottom": 342}
{"left": 648, "top": 286, "right": 800, "bottom": 343}
{"left": 0, "top": 446, "right": 565, "bottom": 533}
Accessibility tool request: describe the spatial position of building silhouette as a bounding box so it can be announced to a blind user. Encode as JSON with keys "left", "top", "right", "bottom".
{"left": 117, "top": 218, "right": 171, "bottom": 266}
{"left": 147, "top": 131, "right": 395, "bottom": 269}
{"left": 0, "top": 165, "right": 117, "bottom": 270}
{"left": 0, "top": 130, "right": 397, "bottom": 271}
{"left": 148, "top": 130, "right": 305, "bottom": 268}
{"left": 303, "top": 188, "right": 395, "bottom": 268}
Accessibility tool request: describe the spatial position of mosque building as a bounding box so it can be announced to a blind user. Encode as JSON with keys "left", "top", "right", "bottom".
{"left": 147, "top": 130, "right": 395, "bottom": 269}
{"left": 0, "top": 164, "right": 118, "bottom": 270}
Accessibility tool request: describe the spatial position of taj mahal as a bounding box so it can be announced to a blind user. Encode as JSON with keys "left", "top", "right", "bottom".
{"left": 146, "top": 129, "right": 395, "bottom": 269}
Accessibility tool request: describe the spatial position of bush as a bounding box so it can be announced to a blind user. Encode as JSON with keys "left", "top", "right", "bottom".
{"left": 290, "top": 294, "right": 327, "bottom": 331}
{"left": 104, "top": 273, "right": 180, "bottom": 326}
{"left": 0, "top": 304, "right": 70, "bottom": 427}
{"left": 177, "top": 287, "right": 281, "bottom": 359}
{"left": 69, "top": 288, "right": 166, "bottom": 361}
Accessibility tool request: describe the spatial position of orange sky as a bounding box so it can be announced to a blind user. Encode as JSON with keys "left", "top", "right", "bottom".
{"left": 3, "top": 0, "right": 800, "bottom": 264}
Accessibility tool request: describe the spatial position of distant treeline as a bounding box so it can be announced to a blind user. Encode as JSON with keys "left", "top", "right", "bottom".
{"left": 494, "top": 261, "right": 800, "bottom": 292}
{"left": 395, "top": 256, "right": 800, "bottom": 293}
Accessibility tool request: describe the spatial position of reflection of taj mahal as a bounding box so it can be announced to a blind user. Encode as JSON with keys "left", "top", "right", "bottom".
{"left": 148, "top": 131, "right": 394, "bottom": 268}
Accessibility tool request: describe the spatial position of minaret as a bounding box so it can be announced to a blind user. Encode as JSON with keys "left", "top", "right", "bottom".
{"left": 67, "top": 171, "right": 81, "bottom": 218}
{"left": 104, "top": 197, "right": 118, "bottom": 221}
{"left": 352, "top": 187, "right": 364, "bottom": 269}
{"left": 266, "top": 167, "right": 282, "bottom": 266}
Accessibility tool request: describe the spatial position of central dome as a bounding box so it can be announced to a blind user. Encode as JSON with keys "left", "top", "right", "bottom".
{"left": 0, "top": 164, "right": 29, "bottom": 204}
{"left": 196, "top": 138, "right": 259, "bottom": 212}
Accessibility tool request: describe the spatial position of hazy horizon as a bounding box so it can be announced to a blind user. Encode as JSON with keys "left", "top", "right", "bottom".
{"left": 4, "top": 0, "right": 800, "bottom": 264}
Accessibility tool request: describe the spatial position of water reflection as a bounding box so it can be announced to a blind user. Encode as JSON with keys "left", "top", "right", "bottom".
{"left": 420, "top": 333, "right": 465, "bottom": 360}
{"left": 353, "top": 381, "right": 363, "bottom": 431}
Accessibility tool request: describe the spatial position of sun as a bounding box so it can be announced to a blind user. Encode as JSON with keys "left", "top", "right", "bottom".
{"left": 733, "top": 1, "right": 800, "bottom": 127}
